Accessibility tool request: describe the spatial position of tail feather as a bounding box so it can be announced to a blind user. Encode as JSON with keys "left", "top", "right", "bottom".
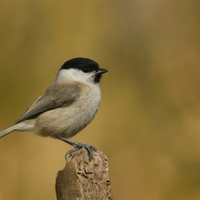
{"left": 0, "top": 124, "right": 24, "bottom": 138}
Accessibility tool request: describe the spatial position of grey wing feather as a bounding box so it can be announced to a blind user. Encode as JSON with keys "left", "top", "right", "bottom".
{"left": 15, "top": 83, "right": 81, "bottom": 124}
{"left": 15, "top": 97, "right": 56, "bottom": 124}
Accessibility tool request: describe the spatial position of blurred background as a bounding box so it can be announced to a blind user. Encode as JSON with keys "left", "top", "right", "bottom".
{"left": 0, "top": 0, "right": 200, "bottom": 199}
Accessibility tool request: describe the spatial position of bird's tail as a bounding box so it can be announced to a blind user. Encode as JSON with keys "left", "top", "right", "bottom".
{"left": 0, "top": 124, "right": 24, "bottom": 138}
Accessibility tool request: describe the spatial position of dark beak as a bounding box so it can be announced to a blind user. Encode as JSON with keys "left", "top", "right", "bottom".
{"left": 97, "top": 68, "right": 108, "bottom": 74}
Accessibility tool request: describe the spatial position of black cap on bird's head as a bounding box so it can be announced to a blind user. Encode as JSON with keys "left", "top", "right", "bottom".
{"left": 60, "top": 58, "right": 107, "bottom": 83}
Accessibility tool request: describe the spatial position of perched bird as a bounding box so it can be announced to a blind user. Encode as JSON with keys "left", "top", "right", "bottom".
{"left": 0, "top": 58, "right": 107, "bottom": 159}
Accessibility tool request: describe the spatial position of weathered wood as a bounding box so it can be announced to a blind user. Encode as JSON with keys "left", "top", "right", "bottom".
{"left": 55, "top": 148, "right": 112, "bottom": 200}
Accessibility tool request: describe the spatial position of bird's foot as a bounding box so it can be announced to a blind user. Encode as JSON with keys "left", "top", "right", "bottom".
{"left": 66, "top": 144, "right": 97, "bottom": 161}
{"left": 59, "top": 137, "right": 98, "bottom": 161}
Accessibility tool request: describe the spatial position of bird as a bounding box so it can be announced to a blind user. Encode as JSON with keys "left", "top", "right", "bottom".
{"left": 0, "top": 57, "right": 107, "bottom": 159}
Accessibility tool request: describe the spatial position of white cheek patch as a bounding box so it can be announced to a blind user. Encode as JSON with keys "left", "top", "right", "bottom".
{"left": 57, "top": 68, "right": 93, "bottom": 83}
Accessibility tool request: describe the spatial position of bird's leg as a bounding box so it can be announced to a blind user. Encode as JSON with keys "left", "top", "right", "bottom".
{"left": 58, "top": 137, "right": 98, "bottom": 161}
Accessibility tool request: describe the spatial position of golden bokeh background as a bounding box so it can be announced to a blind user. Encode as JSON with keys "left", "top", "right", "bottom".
{"left": 0, "top": 1, "right": 200, "bottom": 200}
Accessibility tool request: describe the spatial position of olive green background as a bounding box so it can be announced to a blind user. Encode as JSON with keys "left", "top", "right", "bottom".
{"left": 0, "top": 1, "right": 200, "bottom": 200}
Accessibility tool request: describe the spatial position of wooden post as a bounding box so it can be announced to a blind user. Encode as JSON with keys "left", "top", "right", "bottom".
{"left": 55, "top": 148, "right": 113, "bottom": 200}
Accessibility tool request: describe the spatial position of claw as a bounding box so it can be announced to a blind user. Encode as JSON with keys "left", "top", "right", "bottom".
{"left": 59, "top": 137, "right": 98, "bottom": 161}
{"left": 65, "top": 147, "right": 79, "bottom": 158}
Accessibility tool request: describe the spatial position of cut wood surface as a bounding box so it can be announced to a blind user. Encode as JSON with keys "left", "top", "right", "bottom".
{"left": 56, "top": 148, "right": 113, "bottom": 200}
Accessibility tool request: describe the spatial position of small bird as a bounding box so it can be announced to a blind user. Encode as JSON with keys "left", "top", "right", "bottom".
{"left": 0, "top": 58, "right": 107, "bottom": 159}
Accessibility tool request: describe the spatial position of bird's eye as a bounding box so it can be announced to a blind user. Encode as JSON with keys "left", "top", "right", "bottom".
{"left": 83, "top": 67, "right": 88, "bottom": 72}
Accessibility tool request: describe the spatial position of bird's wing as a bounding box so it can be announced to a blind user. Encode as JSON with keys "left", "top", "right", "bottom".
{"left": 15, "top": 83, "right": 81, "bottom": 124}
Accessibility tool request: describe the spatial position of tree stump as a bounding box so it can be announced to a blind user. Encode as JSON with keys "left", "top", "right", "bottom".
{"left": 55, "top": 148, "right": 113, "bottom": 200}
